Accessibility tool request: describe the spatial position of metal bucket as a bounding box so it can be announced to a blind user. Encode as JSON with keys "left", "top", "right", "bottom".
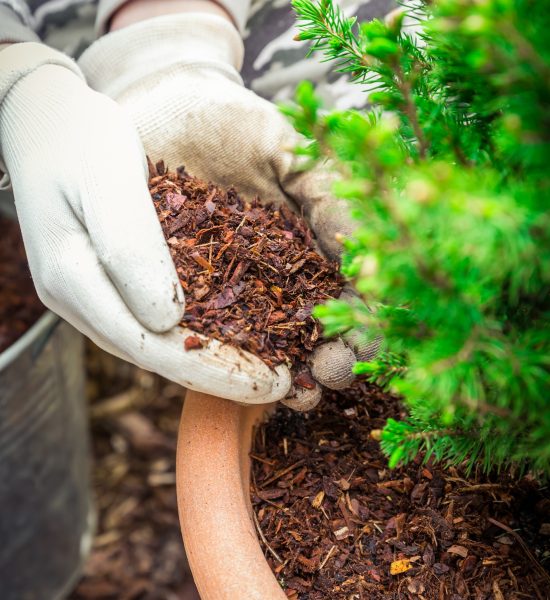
{"left": 0, "top": 198, "right": 93, "bottom": 600}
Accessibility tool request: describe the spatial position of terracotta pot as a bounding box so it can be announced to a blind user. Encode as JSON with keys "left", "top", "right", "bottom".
{"left": 176, "top": 390, "right": 286, "bottom": 600}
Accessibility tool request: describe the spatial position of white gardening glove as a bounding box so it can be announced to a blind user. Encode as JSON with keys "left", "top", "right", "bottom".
{"left": 79, "top": 14, "right": 381, "bottom": 410}
{"left": 0, "top": 42, "right": 290, "bottom": 404}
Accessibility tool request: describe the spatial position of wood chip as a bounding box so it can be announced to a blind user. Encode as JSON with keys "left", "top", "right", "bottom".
{"left": 333, "top": 526, "right": 350, "bottom": 541}
{"left": 184, "top": 335, "right": 204, "bottom": 351}
{"left": 390, "top": 559, "right": 412, "bottom": 575}
{"left": 493, "top": 579, "right": 505, "bottom": 600}
{"left": 336, "top": 478, "right": 350, "bottom": 491}
{"left": 311, "top": 491, "right": 325, "bottom": 509}
{"left": 448, "top": 545, "right": 469, "bottom": 558}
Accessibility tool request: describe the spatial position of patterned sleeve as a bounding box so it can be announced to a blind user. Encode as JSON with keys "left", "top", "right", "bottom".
{"left": 96, "top": 0, "right": 251, "bottom": 35}
{"left": 0, "top": 1, "right": 40, "bottom": 43}
{"left": 0, "top": 0, "right": 251, "bottom": 47}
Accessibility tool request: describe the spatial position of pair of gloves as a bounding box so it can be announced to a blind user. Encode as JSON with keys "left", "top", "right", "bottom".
{"left": 0, "top": 13, "right": 376, "bottom": 408}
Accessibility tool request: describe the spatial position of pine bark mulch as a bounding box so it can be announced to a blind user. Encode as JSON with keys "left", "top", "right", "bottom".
{"left": 149, "top": 161, "right": 344, "bottom": 373}
{"left": 0, "top": 214, "right": 44, "bottom": 353}
{"left": 251, "top": 384, "right": 550, "bottom": 600}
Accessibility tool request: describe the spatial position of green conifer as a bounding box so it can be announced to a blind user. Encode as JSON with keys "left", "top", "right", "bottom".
{"left": 286, "top": 0, "right": 550, "bottom": 475}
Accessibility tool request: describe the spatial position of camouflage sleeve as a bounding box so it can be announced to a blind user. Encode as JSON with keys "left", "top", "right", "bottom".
{"left": 96, "top": 0, "right": 251, "bottom": 35}
{"left": 0, "top": 1, "right": 40, "bottom": 43}
{"left": 243, "top": 0, "right": 397, "bottom": 106}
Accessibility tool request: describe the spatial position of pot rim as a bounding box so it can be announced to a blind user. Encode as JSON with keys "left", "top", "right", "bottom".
{"left": 176, "top": 391, "right": 287, "bottom": 600}
{"left": 0, "top": 310, "right": 58, "bottom": 372}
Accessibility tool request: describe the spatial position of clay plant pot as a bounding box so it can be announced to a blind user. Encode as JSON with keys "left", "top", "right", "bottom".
{"left": 176, "top": 390, "right": 286, "bottom": 600}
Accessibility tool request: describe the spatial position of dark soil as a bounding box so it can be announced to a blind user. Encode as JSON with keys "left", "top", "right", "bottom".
{"left": 0, "top": 215, "right": 44, "bottom": 353}
{"left": 148, "top": 161, "right": 344, "bottom": 372}
{"left": 70, "top": 345, "right": 199, "bottom": 600}
{"left": 252, "top": 384, "right": 550, "bottom": 599}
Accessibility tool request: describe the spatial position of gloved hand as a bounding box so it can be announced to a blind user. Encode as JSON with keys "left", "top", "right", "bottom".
{"left": 79, "top": 14, "right": 381, "bottom": 410}
{"left": 0, "top": 42, "right": 290, "bottom": 404}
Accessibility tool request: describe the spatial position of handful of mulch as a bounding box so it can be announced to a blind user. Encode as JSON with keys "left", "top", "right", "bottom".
{"left": 149, "top": 161, "right": 344, "bottom": 371}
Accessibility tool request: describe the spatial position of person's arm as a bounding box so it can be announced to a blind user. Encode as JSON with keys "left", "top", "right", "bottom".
{"left": 110, "top": 0, "right": 232, "bottom": 30}
{"left": 97, "top": 0, "right": 248, "bottom": 34}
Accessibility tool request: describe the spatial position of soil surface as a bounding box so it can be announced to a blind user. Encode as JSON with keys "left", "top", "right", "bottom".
{"left": 70, "top": 346, "right": 199, "bottom": 600}
{"left": 0, "top": 215, "right": 44, "bottom": 353}
{"left": 149, "top": 161, "right": 343, "bottom": 372}
{"left": 252, "top": 383, "right": 550, "bottom": 599}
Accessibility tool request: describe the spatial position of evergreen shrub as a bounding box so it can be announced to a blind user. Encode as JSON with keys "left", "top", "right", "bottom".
{"left": 286, "top": 0, "right": 550, "bottom": 474}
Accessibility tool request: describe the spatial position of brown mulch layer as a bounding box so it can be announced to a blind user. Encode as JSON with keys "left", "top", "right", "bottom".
{"left": 252, "top": 384, "right": 550, "bottom": 600}
{"left": 70, "top": 346, "right": 199, "bottom": 600}
{"left": 149, "top": 161, "right": 343, "bottom": 371}
{"left": 0, "top": 215, "right": 44, "bottom": 353}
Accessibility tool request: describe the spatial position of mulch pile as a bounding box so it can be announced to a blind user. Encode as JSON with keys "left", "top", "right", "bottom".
{"left": 0, "top": 214, "right": 44, "bottom": 353}
{"left": 149, "top": 161, "right": 343, "bottom": 371}
{"left": 252, "top": 383, "right": 550, "bottom": 599}
{"left": 70, "top": 346, "right": 198, "bottom": 600}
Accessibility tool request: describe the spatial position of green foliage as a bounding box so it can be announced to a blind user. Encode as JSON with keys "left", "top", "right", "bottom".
{"left": 289, "top": 0, "right": 550, "bottom": 475}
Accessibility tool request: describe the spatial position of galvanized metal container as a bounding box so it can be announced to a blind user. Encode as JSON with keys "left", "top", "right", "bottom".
{"left": 0, "top": 199, "right": 93, "bottom": 600}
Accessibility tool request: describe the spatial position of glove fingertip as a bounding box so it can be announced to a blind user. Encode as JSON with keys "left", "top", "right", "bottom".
{"left": 162, "top": 330, "right": 292, "bottom": 404}
{"left": 281, "top": 383, "right": 322, "bottom": 412}
{"left": 341, "top": 329, "right": 383, "bottom": 363}
{"left": 131, "top": 280, "right": 185, "bottom": 333}
{"left": 310, "top": 339, "right": 356, "bottom": 390}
